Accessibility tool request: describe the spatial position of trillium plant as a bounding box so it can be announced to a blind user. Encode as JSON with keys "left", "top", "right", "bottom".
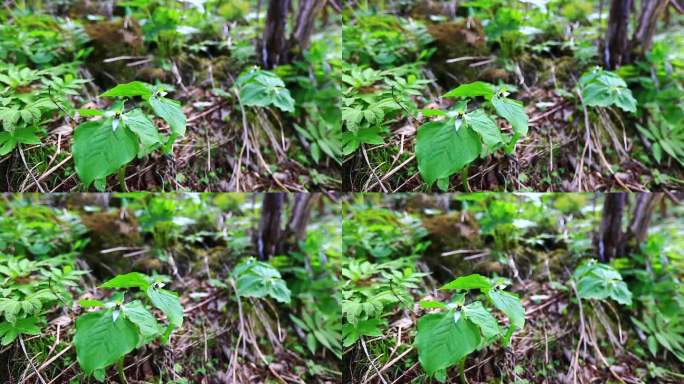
{"left": 73, "top": 81, "right": 186, "bottom": 190}
{"left": 415, "top": 274, "right": 525, "bottom": 383}
{"left": 73, "top": 272, "right": 184, "bottom": 382}
{"left": 415, "top": 81, "right": 529, "bottom": 191}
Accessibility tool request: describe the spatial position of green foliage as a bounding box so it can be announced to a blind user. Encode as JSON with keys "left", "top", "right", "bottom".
{"left": 622, "top": 41, "right": 684, "bottom": 169}
{"left": 74, "top": 272, "right": 184, "bottom": 380}
{"left": 572, "top": 260, "right": 632, "bottom": 305}
{"left": 416, "top": 274, "right": 525, "bottom": 379}
{"left": 342, "top": 12, "right": 433, "bottom": 69}
{"left": 232, "top": 258, "right": 292, "bottom": 304}
{"left": 416, "top": 83, "right": 529, "bottom": 189}
{"left": 0, "top": 63, "right": 85, "bottom": 154}
{"left": 579, "top": 67, "right": 637, "bottom": 113}
{"left": 282, "top": 36, "right": 343, "bottom": 164}
{"left": 0, "top": 255, "right": 84, "bottom": 345}
{"left": 341, "top": 258, "right": 425, "bottom": 346}
{"left": 236, "top": 68, "right": 295, "bottom": 113}
{"left": 73, "top": 82, "right": 186, "bottom": 189}
{"left": 341, "top": 64, "right": 429, "bottom": 155}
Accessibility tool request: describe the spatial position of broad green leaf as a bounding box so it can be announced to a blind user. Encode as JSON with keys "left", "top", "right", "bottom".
{"left": 341, "top": 318, "right": 385, "bottom": 347}
{"left": 579, "top": 68, "right": 637, "bottom": 113}
{"left": 236, "top": 69, "right": 295, "bottom": 112}
{"left": 101, "top": 81, "right": 154, "bottom": 99}
{"left": 73, "top": 310, "right": 139, "bottom": 376}
{"left": 124, "top": 109, "right": 162, "bottom": 148}
{"left": 0, "top": 127, "right": 41, "bottom": 156}
{"left": 149, "top": 97, "right": 186, "bottom": 137}
{"left": 77, "top": 109, "right": 104, "bottom": 117}
{"left": 79, "top": 299, "right": 105, "bottom": 308}
{"left": 573, "top": 261, "right": 632, "bottom": 305}
{"left": 232, "top": 259, "right": 292, "bottom": 304}
{"left": 100, "top": 272, "right": 151, "bottom": 290}
{"left": 416, "top": 120, "right": 481, "bottom": 186}
{"left": 419, "top": 300, "right": 447, "bottom": 309}
{"left": 342, "top": 127, "right": 385, "bottom": 155}
{"left": 462, "top": 301, "right": 500, "bottom": 339}
{"left": 492, "top": 96, "right": 528, "bottom": 136}
{"left": 122, "top": 300, "right": 161, "bottom": 341}
{"left": 416, "top": 311, "right": 481, "bottom": 375}
{"left": 464, "top": 109, "right": 504, "bottom": 147}
{"left": 73, "top": 119, "right": 138, "bottom": 187}
{"left": 441, "top": 274, "right": 492, "bottom": 291}
{"left": 0, "top": 316, "right": 42, "bottom": 346}
{"left": 443, "top": 82, "right": 496, "bottom": 100}
{"left": 146, "top": 287, "right": 184, "bottom": 327}
{"left": 488, "top": 289, "right": 525, "bottom": 330}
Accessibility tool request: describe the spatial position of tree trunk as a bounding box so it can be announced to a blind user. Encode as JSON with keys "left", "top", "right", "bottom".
{"left": 628, "top": 193, "right": 662, "bottom": 250}
{"left": 632, "top": 0, "right": 670, "bottom": 56}
{"left": 262, "top": 0, "right": 291, "bottom": 69}
{"left": 596, "top": 193, "right": 627, "bottom": 261}
{"left": 256, "top": 193, "right": 286, "bottom": 259}
{"left": 285, "top": 193, "right": 318, "bottom": 246}
{"left": 604, "top": 0, "right": 633, "bottom": 69}
{"left": 290, "top": 0, "right": 327, "bottom": 53}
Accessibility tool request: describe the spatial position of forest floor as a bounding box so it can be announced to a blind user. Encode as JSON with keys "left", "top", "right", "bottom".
{"left": 342, "top": 194, "right": 684, "bottom": 383}
{"left": 0, "top": 194, "right": 341, "bottom": 383}
{"left": 0, "top": 1, "right": 341, "bottom": 192}
{"left": 342, "top": 1, "right": 684, "bottom": 192}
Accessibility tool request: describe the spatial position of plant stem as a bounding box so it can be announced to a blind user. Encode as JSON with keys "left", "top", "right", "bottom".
{"left": 460, "top": 167, "right": 470, "bottom": 192}
{"left": 118, "top": 359, "right": 128, "bottom": 384}
{"left": 459, "top": 358, "right": 468, "bottom": 384}
{"left": 118, "top": 167, "right": 127, "bottom": 191}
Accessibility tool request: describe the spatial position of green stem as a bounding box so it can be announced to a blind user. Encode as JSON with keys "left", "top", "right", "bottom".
{"left": 117, "top": 359, "right": 128, "bottom": 384}
{"left": 459, "top": 358, "right": 468, "bottom": 384}
{"left": 460, "top": 167, "right": 470, "bottom": 192}
{"left": 118, "top": 167, "right": 127, "bottom": 192}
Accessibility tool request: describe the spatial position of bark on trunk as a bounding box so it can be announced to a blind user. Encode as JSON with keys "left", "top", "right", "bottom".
{"left": 262, "top": 0, "right": 291, "bottom": 69}
{"left": 628, "top": 193, "right": 663, "bottom": 249}
{"left": 596, "top": 193, "right": 628, "bottom": 261}
{"left": 256, "top": 193, "right": 286, "bottom": 259}
{"left": 290, "top": 0, "right": 327, "bottom": 52}
{"left": 604, "top": 0, "right": 633, "bottom": 69}
{"left": 285, "top": 193, "right": 317, "bottom": 245}
{"left": 632, "top": 0, "right": 670, "bottom": 56}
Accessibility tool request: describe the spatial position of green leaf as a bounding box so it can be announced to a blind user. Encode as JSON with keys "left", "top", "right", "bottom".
{"left": 0, "top": 316, "right": 43, "bottom": 346}
{"left": 416, "top": 120, "right": 481, "bottom": 186}
{"left": 419, "top": 300, "right": 447, "bottom": 309}
{"left": 79, "top": 299, "right": 105, "bottom": 308}
{"left": 579, "top": 68, "right": 637, "bottom": 113}
{"left": 0, "top": 127, "right": 41, "bottom": 156}
{"left": 124, "top": 109, "right": 162, "bottom": 147}
{"left": 72, "top": 119, "right": 139, "bottom": 187}
{"left": 122, "top": 300, "right": 161, "bottom": 341}
{"left": 573, "top": 261, "right": 632, "bottom": 305}
{"left": 341, "top": 126, "right": 385, "bottom": 155}
{"left": 462, "top": 301, "right": 500, "bottom": 339}
{"left": 443, "top": 82, "right": 496, "bottom": 100}
{"left": 488, "top": 289, "right": 525, "bottom": 330}
{"left": 341, "top": 318, "right": 385, "bottom": 347}
{"left": 100, "top": 272, "right": 151, "bottom": 290}
{"left": 491, "top": 96, "right": 528, "bottom": 136}
{"left": 416, "top": 312, "right": 481, "bottom": 375}
{"left": 148, "top": 96, "right": 186, "bottom": 137}
{"left": 236, "top": 69, "right": 295, "bottom": 113}
{"left": 73, "top": 310, "right": 139, "bottom": 376}
{"left": 146, "top": 287, "right": 183, "bottom": 328}
{"left": 101, "top": 81, "right": 154, "bottom": 99}
{"left": 232, "top": 259, "right": 291, "bottom": 304}
{"left": 465, "top": 109, "right": 504, "bottom": 147}
{"left": 441, "top": 274, "right": 492, "bottom": 291}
